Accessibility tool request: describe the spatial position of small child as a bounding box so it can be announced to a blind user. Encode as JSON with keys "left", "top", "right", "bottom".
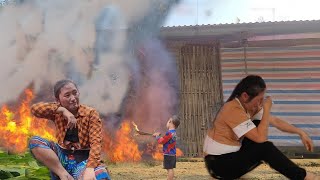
{"left": 153, "top": 115, "right": 180, "bottom": 180}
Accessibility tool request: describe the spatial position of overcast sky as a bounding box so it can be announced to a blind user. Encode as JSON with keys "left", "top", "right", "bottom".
{"left": 165, "top": 0, "right": 320, "bottom": 26}
{"left": 1, "top": 0, "right": 319, "bottom": 26}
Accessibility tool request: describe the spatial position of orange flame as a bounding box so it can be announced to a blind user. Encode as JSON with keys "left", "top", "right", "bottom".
{"left": 104, "top": 121, "right": 143, "bottom": 162}
{"left": 0, "top": 89, "right": 184, "bottom": 162}
{"left": 132, "top": 122, "right": 184, "bottom": 161}
{"left": 151, "top": 144, "right": 184, "bottom": 161}
{"left": 132, "top": 121, "right": 139, "bottom": 132}
{"left": 0, "top": 89, "right": 55, "bottom": 153}
{"left": 103, "top": 121, "right": 184, "bottom": 162}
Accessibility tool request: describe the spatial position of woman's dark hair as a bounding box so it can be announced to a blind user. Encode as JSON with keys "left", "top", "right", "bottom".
{"left": 227, "top": 75, "right": 266, "bottom": 102}
{"left": 53, "top": 79, "right": 78, "bottom": 99}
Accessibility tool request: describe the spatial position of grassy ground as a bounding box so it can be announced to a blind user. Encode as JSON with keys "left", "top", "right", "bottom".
{"left": 1, "top": 152, "right": 319, "bottom": 179}
{"left": 108, "top": 159, "right": 320, "bottom": 180}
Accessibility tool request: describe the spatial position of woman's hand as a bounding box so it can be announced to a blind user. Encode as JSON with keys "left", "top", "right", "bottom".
{"left": 57, "top": 107, "right": 77, "bottom": 129}
{"left": 64, "top": 111, "right": 77, "bottom": 129}
{"left": 299, "top": 131, "right": 314, "bottom": 152}
{"left": 263, "top": 96, "right": 273, "bottom": 111}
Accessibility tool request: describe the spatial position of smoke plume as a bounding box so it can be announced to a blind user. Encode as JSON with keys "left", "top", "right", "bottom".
{"left": 0, "top": 0, "right": 180, "bottom": 131}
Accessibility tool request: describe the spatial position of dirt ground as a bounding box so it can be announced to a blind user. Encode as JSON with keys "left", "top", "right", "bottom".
{"left": 107, "top": 159, "right": 320, "bottom": 180}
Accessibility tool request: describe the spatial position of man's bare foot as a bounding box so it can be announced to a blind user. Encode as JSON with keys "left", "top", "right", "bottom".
{"left": 305, "top": 172, "right": 320, "bottom": 180}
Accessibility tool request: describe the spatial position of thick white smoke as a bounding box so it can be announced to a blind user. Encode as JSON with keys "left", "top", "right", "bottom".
{"left": 0, "top": 0, "right": 180, "bottom": 128}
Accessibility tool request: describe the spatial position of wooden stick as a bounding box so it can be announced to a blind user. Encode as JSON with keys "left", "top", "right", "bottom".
{"left": 131, "top": 122, "right": 153, "bottom": 136}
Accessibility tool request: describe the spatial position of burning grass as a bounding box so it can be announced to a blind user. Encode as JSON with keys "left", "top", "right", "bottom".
{"left": 103, "top": 122, "right": 183, "bottom": 163}
{"left": 0, "top": 89, "right": 183, "bottom": 163}
{"left": 0, "top": 89, "right": 55, "bottom": 154}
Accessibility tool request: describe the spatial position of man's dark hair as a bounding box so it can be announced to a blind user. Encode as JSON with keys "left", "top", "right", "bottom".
{"left": 171, "top": 115, "right": 180, "bottom": 129}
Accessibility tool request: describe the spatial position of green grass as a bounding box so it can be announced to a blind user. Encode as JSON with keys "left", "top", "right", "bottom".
{"left": 0, "top": 151, "right": 50, "bottom": 179}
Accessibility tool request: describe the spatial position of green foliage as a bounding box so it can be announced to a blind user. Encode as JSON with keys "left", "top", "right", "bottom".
{"left": 0, "top": 152, "right": 50, "bottom": 179}
{"left": 0, "top": 170, "right": 14, "bottom": 179}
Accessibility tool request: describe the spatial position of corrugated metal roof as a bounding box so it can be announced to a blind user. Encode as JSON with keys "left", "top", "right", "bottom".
{"left": 162, "top": 19, "right": 320, "bottom": 29}
{"left": 160, "top": 20, "right": 320, "bottom": 40}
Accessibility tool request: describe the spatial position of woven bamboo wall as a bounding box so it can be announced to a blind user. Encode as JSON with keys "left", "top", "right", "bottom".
{"left": 167, "top": 43, "right": 223, "bottom": 157}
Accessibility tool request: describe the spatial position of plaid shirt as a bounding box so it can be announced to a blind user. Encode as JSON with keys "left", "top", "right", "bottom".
{"left": 31, "top": 102, "right": 103, "bottom": 168}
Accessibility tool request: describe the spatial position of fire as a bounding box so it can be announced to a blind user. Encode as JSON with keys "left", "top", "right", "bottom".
{"left": 131, "top": 121, "right": 153, "bottom": 136}
{"left": 0, "top": 88, "right": 184, "bottom": 162}
{"left": 105, "top": 121, "right": 143, "bottom": 162}
{"left": 132, "top": 121, "right": 139, "bottom": 132}
{"left": 151, "top": 145, "right": 184, "bottom": 161}
{"left": 0, "top": 89, "right": 55, "bottom": 153}
{"left": 151, "top": 145, "right": 163, "bottom": 160}
{"left": 103, "top": 121, "right": 184, "bottom": 162}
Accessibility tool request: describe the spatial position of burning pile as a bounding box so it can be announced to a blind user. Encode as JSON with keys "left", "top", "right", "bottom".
{"left": 103, "top": 121, "right": 184, "bottom": 163}
{"left": 0, "top": 89, "right": 183, "bottom": 161}
{"left": 104, "top": 121, "right": 143, "bottom": 162}
{"left": 151, "top": 145, "right": 184, "bottom": 161}
{"left": 0, "top": 89, "right": 55, "bottom": 154}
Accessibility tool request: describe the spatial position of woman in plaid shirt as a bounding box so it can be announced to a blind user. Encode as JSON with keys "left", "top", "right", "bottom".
{"left": 29, "top": 79, "right": 111, "bottom": 180}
